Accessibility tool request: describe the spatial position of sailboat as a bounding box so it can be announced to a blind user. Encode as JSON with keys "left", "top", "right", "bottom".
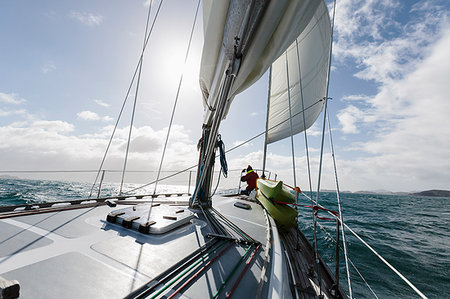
{"left": 0, "top": 0, "right": 428, "bottom": 298}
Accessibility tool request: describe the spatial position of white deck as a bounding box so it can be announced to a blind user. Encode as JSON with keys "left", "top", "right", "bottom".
{"left": 0, "top": 195, "right": 291, "bottom": 298}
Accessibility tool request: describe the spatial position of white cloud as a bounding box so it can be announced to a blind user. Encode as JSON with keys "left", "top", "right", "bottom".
{"left": 0, "top": 92, "right": 26, "bottom": 105}
{"left": 77, "top": 110, "right": 113, "bottom": 122}
{"left": 337, "top": 105, "right": 364, "bottom": 134}
{"left": 0, "top": 109, "right": 27, "bottom": 117}
{"left": 0, "top": 118, "right": 199, "bottom": 184}
{"left": 334, "top": 0, "right": 447, "bottom": 84}
{"left": 42, "top": 63, "right": 56, "bottom": 74}
{"left": 69, "top": 11, "right": 104, "bottom": 27}
{"left": 322, "top": 1, "right": 450, "bottom": 191}
{"left": 94, "top": 99, "right": 110, "bottom": 108}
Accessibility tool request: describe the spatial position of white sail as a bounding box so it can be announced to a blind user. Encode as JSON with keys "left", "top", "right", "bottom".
{"left": 199, "top": 0, "right": 322, "bottom": 125}
{"left": 266, "top": 1, "right": 331, "bottom": 144}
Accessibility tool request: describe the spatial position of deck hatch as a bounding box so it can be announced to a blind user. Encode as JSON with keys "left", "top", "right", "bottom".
{"left": 106, "top": 204, "right": 194, "bottom": 234}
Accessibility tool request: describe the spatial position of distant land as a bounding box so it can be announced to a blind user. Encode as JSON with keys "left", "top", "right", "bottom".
{"left": 411, "top": 190, "right": 450, "bottom": 197}
{"left": 324, "top": 189, "right": 450, "bottom": 198}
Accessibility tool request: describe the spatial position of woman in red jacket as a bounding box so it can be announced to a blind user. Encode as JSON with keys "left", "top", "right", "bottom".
{"left": 240, "top": 165, "right": 259, "bottom": 195}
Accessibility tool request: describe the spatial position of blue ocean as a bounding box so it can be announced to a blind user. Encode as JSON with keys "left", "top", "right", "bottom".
{"left": 0, "top": 177, "right": 448, "bottom": 298}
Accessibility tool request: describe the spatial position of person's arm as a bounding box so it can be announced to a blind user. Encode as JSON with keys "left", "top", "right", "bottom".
{"left": 241, "top": 173, "right": 249, "bottom": 182}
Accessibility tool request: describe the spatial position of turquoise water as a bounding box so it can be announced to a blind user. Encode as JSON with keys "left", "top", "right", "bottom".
{"left": 297, "top": 192, "right": 449, "bottom": 298}
{"left": 0, "top": 178, "right": 448, "bottom": 298}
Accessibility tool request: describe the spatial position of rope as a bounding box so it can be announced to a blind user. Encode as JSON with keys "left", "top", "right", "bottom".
{"left": 147, "top": 240, "right": 227, "bottom": 299}
{"left": 213, "top": 244, "right": 254, "bottom": 298}
{"left": 152, "top": 0, "right": 201, "bottom": 195}
{"left": 226, "top": 244, "right": 261, "bottom": 298}
{"left": 211, "top": 207, "right": 257, "bottom": 243}
{"left": 166, "top": 241, "right": 235, "bottom": 299}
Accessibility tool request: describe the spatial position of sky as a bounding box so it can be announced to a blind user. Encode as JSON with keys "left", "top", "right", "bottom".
{"left": 0, "top": 0, "right": 449, "bottom": 193}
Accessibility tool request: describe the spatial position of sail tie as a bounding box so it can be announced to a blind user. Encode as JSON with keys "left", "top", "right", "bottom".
{"left": 217, "top": 135, "right": 228, "bottom": 178}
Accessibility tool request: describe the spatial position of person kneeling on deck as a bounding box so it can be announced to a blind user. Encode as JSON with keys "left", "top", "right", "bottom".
{"left": 240, "top": 165, "right": 259, "bottom": 196}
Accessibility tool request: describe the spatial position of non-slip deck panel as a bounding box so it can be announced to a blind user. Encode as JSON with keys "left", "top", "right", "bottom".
{"left": 1, "top": 252, "right": 140, "bottom": 299}
{"left": 13, "top": 208, "right": 102, "bottom": 239}
{"left": 91, "top": 221, "right": 205, "bottom": 279}
{"left": 0, "top": 221, "right": 53, "bottom": 258}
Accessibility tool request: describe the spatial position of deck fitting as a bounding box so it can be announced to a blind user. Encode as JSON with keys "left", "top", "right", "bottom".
{"left": 139, "top": 221, "right": 156, "bottom": 234}
{"left": 106, "top": 211, "right": 125, "bottom": 223}
{"left": 0, "top": 276, "right": 20, "bottom": 299}
{"left": 122, "top": 216, "right": 140, "bottom": 228}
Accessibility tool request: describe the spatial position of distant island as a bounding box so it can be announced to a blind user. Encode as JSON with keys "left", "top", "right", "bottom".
{"left": 411, "top": 190, "right": 450, "bottom": 197}
{"left": 335, "top": 189, "right": 450, "bottom": 197}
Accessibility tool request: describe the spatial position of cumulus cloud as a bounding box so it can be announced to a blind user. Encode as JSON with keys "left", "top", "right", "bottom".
{"left": 69, "top": 11, "right": 104, "bottom": 26}
{"left": 330, "top": 0, "right": 450, "bottom": 191}
{"left": 337, "top": 105, "right": 364, "bottom": 134}
{"left": 0, "top": 116, "right": 199, "bottom": 184}
{"left": 0, "top": 92, "right": 26, "bottom": 105}
{"left": 77, "top": 110, "right": 113, "bottom": 122}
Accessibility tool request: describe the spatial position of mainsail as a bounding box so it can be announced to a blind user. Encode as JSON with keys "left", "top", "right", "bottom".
{"left": 199, "top": 0, "right": 323, "bottom": 125}
{"left": 266, "top": 1, "right": 331, "bottom": 144}
{"left": 193, "top": 0, "right": 331, "bottom": 204}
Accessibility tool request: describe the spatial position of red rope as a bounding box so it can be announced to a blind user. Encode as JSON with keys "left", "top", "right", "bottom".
{"left": 272, "top": 200, "right": 340, "bottom": 223}
{"left": 312, "top": 205, "right": 340, "bottom": 222}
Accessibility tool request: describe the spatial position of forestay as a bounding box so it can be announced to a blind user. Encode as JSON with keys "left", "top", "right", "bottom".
{"left": 199, "top": 0, "right": 322, "bottom": 126}
{"left": 266, "top": 1, "right": 331, "bottom": 144}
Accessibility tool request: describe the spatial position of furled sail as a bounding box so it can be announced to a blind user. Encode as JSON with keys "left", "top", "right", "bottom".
{"left": 199, "top": 0, "right": 323, "bottom": 125}
{"left": 266, "top": 1, "right": 331, "bottom": 144}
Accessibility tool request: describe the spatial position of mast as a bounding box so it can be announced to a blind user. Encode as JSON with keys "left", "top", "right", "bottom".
{"left": 191, "top": 0, "right": 264, "bottom": 208}
{"left": 191, "top": 42, "right": 241, "bottom": 208}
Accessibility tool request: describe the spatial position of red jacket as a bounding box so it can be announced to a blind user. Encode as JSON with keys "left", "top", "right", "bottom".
{"left": 241, "top": 170, "right": 259, "bottom": 191}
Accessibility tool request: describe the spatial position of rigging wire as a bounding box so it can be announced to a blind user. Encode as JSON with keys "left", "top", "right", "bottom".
{"left": 119, "top": 1, "right": 153, "bottom": 195}
{"left": 314, "top": 220, "right": 379, "bottom": 298}
{"left": 152, "top": 0, "right": 201, "bottom": 195}
{"left": 88, "top": 0, "right": 165, "bottom": 198}
{"left": 284, "top": 51, "right": 297, "bottom": 190}
{"left": 324, "top": 0, "right": 354, "bottom": 296}
{"left": 124, "top": 97, "right": 324, "bottom": 194}
{"left": 295, "top": 39, "right": 314, "bottom": 201}
{"left": 300, "top": 191, "right": 427, "bottom": 299}
{"left": 314, "top": 96, "right": 329, "bottom": 296}
{"left": 326, "top": 108, "right": 353, "bottom": 296}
